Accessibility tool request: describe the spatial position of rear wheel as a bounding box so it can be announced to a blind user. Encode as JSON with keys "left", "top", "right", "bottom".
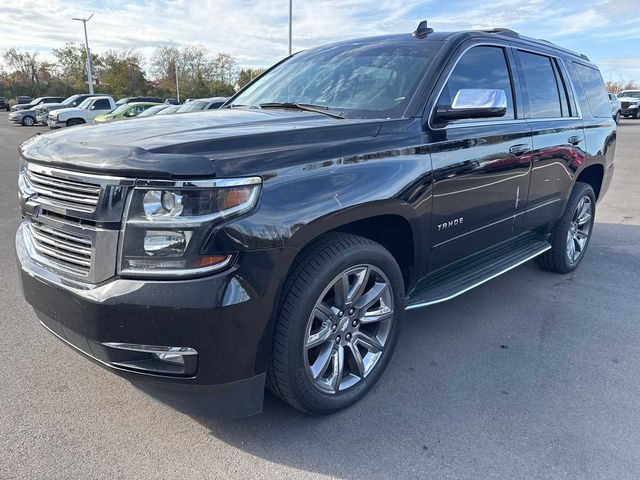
{"left": 267, "top": 233, "right": 404, "bottom": 415}
{"left": 22, "top": 115, "right": 35, "bottom": 126}
{"left": 537, "top": 182, "right": 596, "bottom": 273}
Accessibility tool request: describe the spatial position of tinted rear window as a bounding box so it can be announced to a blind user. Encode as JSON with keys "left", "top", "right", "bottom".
{"left": 518, "top": 51, "right": 563, "bottom": 118}
{"left": 572, "top": 63, "right": 611, "bottom": 118}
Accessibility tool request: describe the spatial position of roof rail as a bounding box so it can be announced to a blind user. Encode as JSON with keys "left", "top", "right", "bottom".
{"left": 479, "top": 28, "right": 590, "bottom": 61}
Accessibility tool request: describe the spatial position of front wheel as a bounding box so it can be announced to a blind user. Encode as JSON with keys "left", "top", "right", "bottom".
{"left": 22, "top": 116, "right": 35, "bottom": 126}
{"left": 614, "top": 112, "right": 620, "bottom": 124}
{"left": 267, "top": 233, "right": 404, "bottom": 415}
{"left": 537, "top": 182, "right": 596, "bottom": 273}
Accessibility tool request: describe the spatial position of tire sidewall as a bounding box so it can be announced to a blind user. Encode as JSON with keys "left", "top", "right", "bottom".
{"left": 285, "top": 242, "right": 405, "bottom": 413}
{"left": 557, "top": 183, "right": 596, "bottom": 272}
{"left": 22, "top": 116, "right": 34, "bottom": 126}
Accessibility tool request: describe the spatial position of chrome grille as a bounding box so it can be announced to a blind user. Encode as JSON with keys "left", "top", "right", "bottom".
{"left": 26, "top": 168, "right": 101, "bottom": 212}
{"left": 28, "top": 221, "right": 92, "bottom": 276}
{"left": 621, "top": 101, "right": 630, "bottom": 109}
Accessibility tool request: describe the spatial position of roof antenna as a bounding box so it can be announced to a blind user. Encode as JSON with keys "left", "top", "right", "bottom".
{"left": 413, "top": 20, "right": 433, "bottom": 38}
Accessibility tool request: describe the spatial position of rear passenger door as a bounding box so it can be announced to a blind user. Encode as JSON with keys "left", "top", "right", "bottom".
{"left": 514, "top": 49, "right": 586, "bottom": 233}
{"left": 428, "top": 44, "right": 533, "bottom": 271}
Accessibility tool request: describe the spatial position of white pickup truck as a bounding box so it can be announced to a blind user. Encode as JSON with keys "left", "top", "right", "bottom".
{"left": 47, "top": 96, "right": 116, "bottom": 129}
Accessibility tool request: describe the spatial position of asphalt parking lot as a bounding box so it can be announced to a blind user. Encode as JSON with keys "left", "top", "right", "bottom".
{"left": 1, "top": 119, "right": 639, "bottom": 480}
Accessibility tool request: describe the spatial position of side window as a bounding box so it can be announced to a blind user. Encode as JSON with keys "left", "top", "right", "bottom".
{"left": 573, "top": 63, "right": 611, "bottom": 118}
{"left": 566, "top": 64, "right": 589, "bottom": 116}
{"left": 93, "top": 99, "right": 111, "bottom": 110}
{"left": 436, "top": 46, "right": 515, "bottom": 123}
{"left": 517, "top": 51, "right": 562, "bottom": 118}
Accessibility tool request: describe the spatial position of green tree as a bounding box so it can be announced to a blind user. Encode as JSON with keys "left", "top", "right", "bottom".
{"left": 98, "top": 49, "right": 147, "bottom": 98}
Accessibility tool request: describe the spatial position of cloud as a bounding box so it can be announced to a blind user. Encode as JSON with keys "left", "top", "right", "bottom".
{"left": 1, "top": 0, "right": 639, "bottom": 80}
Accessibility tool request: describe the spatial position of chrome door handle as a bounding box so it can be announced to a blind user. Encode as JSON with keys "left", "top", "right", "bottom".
{"left": 568, "top": 135, "right": 584, "bottom": 145}
{"left": 509, "top": 144, "right": 531, "bottom": 155}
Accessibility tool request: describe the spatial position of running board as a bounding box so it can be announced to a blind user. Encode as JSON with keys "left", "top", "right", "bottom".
{"left": 405, "top": 236, "right": 551, "bottom": 310}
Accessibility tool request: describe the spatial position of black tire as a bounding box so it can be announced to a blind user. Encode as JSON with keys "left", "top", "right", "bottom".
{"left": 614, "top": 112, "right": 620, "bottom": 124}
{"left": 266, "top": 233, "right": 405, "bottom": 415}
{"left": 22, "top": 115, "right": 35, "bottom": 127}
{"left": 635, "top": 109, "right": 640, "bottom": 119}
{"left": 67, "top": 118, "right": 85, "bottom": 127}
{"left": 537, "top": 182, "right": 596, "bottom": 274}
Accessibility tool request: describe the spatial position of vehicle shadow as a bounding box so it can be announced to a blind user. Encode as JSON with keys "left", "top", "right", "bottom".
{"left": 144, "top": 222, "right": 640, "bottom": 479}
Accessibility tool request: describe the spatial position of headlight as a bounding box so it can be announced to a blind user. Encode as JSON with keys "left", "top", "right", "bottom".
{"left": 119, "top": 177, "right": 262, "bottom": 277}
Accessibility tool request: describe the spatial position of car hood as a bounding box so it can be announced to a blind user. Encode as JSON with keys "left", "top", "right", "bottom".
{"left": 52, "top": 107, "right": 85, "bottom": 116}
{"left": 617, "top": 96, "right": 640, "bottom": 102}
{"left": 37, "top": 102, "right": 65, "bottom": 110}
{"left": 21, "top": 108, "right": 384, "bottom": 178}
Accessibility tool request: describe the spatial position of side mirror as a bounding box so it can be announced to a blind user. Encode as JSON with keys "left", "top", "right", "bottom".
{"left": 90, "top": 105, "right": 96, "bottom": 110}
{"left": 436, "top": 88, "right": 507, "bottom": 122}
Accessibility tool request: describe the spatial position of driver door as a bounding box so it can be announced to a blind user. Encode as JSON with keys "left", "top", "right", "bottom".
{"left": 428, "top": 44, "right": 533, "bottom": 271}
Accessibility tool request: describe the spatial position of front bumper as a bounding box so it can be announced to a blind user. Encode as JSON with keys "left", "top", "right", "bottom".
{"left": 621, "top": 106, "right": 638, "bottom": 116}
{"left": 47, "top": 118, "right": 65, "bottom": 129}
{"left": 8, "top": 115, "right": 21, "bottom": 124}
{"left": 16, "top": 223, "right": 284, "bottom": 417}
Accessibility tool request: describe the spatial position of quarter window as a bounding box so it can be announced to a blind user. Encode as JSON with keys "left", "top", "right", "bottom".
{"left": 573, "top": 63, "right": 611, "bottom": 118}
{"left": 436, "top": 46, "right": 515, "bottom": 123}
{"left": 518, "top": 51, "right": 563, "bottom": 118}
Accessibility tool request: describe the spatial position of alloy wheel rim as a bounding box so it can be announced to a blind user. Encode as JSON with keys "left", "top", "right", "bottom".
{"left": 303, "top": 264, "right": 394, "bottom": 394}
{"left": 566, "top": 195, "right": 593, "bottom": 263}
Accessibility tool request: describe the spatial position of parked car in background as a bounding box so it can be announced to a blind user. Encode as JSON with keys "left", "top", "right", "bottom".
{"left": 47, "top": 96, "right": 116, "bottom": 128}
{"left": 14, "top": 24, "right": 615, "bottom": 417}
{"left": 175, "top": 97, "right": 229, "bottom": 113}
{"left": 136, "top": 104, "right": 171, "bottom": 117}
{"left": 16, "top": 96, "right": 32, "bottom": 105}
{"left": 0, "top": 97, "right": 9, "bottom": 111}
{"left": 617, "top": 90, "right": 640, "bottom": 118}
{"left": 12, "top": 96, "right": 64, "bottom": 112}
{"left": 115, "top": 96, "right": 163, "bottom": 106}
{"left": 94, "top": 102, "right": 160, "bottom": 123}
{"left": 8, "top": 106, "right": 39, "bottom": 126}
{"left": 164, "top": 98, "right": 179, "bottom": 105}
{"left": 35, "top": 94, "right": 103, "bottom": 125}
{"left": 155, "top": 105, "right": 181, "bottom": 115}
{"left": 609, "top": 93, "right": 621, "bottom": 123}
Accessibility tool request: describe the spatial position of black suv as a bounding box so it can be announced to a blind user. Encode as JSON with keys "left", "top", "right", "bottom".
{"left": 16, "top": 23, "right": 616, "bottom": 417}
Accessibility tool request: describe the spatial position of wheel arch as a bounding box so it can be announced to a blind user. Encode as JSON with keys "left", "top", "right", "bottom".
{"left": 285, "top": 203, "right": 424, "bottom": 293}
{"left": 576, "top": 163, "right": 604, "bottom": 199}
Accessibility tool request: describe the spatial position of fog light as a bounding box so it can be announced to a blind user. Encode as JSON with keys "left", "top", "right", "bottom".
{"left": 154, "top": 352, "right": 185, "bottom": 366}
{"left": 143, "top": 230, "right": 187, "bottom": 256}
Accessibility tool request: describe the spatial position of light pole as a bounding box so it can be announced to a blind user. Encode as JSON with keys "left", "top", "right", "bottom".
{"left": 72, "top": 14, "right": 95, "bottom": 94}
{"left": 175, "top": 61, "right": 180, "bottom": 103}
{"left": 288, "top": 0, "right": 292, "bottom": 56}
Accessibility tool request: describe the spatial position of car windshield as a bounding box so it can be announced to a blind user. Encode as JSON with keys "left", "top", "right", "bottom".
{"left": 61, "top": 95, "right": 80, "bottom": 105}
{"left": 108, "top": 104, "right": 131, "bottom": 116}
{"left": 77, "top": 98, "right": 94, "bottom": 109}
{"left": 30, "top": 97, "right": 44, "bottom": 104}
{"left": 138, "top": 105, "right": 167, "bottom": 117}
{"left": 228, "top": 39, "right": 441, "bottom": 119}
{"left": 618, "top": 91, "right": 640, "bottom": 98}
{"left": 177, "top": 101, "right": 208, "bottom": 113}
{"left": 157, "top": 106, "right": 180, "bottom": 115}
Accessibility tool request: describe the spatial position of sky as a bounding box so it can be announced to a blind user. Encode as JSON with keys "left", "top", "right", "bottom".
{"left": 1, "top": 0, "right": 639, "bottom": 81}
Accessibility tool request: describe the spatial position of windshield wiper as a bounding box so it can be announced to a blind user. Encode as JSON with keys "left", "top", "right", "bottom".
{"left": 258, "top": 102, "right": 344, "bottom": 119}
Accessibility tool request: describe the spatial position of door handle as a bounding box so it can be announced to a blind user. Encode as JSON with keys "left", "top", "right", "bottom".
{"left": 568, "top": 135, "right": 584, "bottom": 145}
{"left": 509, "top": 144, "right": 531, "bottom": 155}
